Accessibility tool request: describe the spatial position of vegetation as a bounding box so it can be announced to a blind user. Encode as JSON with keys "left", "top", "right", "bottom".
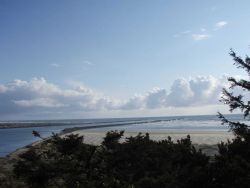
{"left": 213, "top": 50, "right": 250, "bottom": 188}
{"left": 1, "top": 49, "right": 250, "bottom": 187}
{"left": 12, "top": 132, "right": 209, "bottom": 188}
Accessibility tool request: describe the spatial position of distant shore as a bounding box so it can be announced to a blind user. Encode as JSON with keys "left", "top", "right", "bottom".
{"left": 0, "top": 118, "right": 183, "bottom": 129}
{"left": 0, "top": 122, "right": 86, "bottom": 129}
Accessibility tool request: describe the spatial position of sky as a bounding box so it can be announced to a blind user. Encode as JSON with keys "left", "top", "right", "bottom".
{"left": 0, "top": 0, "right": 250, "bottom": 120}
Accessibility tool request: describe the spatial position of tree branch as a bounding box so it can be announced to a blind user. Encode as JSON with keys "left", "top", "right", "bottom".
{"left": 228, "top": 77, "right": 250, "bottom": 91}
{"left": 220, "top": 88, "right": 250, "bottom": 117}
{"left": 218, "top": 112, "right": 250, "bottom": 137}
{"left": 230, "top": 49, "right": 250, "bottom": 75}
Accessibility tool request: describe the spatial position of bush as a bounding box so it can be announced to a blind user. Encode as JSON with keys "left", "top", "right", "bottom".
{"left": 13, "top": 132, "right": 210, "bottom": 188}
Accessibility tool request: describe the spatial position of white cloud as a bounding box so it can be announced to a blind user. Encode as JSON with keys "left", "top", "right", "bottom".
{"left": 121, "top": 95, "right": 145, "bottom": 110}
{"left": 0, "top": 78, "right": 119, "bottom": 117}
{"left": 215, "top": 21, "right": 228, "bottom": 30}
{"left": 166, "top": 76, "right": 225, "bottom": 106}
{"left": 121, "top": 75, "right": 229, "bottom": 109}
{"left": 192, "top": 34, "right": 211, "bottom": 41}
{"left": 166, "top": 78, "right": 194, "bottom": 106}
{"left": 13, "top": 98, "right": 64, "bottom": 108}
{"left": 145, "top": 88, "right": 167, "bottom": 108}
{"left": 0, "top": 75, "right": 239, "bottom": 119}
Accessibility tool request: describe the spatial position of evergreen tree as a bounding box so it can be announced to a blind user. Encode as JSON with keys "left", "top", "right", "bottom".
{"left": 211, "top": 49, "right": 250, "bottom": 188}
{"left": 218, "top": 49, "right": 250, "bottom": 139}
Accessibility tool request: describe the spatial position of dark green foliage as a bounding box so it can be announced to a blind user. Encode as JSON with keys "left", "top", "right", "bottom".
{"left": 32, "top": 130, "right": 43, "bottom": 140}
{"left": 210, "top": 49, "right": 250, "bottom": 188}
{"left": 14, "top": 134, "right": 98, "bottom": 188}
{"left": 102, "top": 130, "right": 124, "bottom": 150}
{"left": 13, "top": 132, "right": 210, "bottom": 188}
{"left": 208, "top": 138, "right": 250, "bottom": 188}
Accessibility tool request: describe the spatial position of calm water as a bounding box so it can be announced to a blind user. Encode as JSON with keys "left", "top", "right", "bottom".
{"left": 0, "top": 114, "right": 244, "bottom": 157}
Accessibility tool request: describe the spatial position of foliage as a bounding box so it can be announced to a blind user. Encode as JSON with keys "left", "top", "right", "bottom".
{"left": 13, "top": 132, "right": 210, "bottom": 188}
{"left": 211, "top": 49, "right": 250, "bottom": 188}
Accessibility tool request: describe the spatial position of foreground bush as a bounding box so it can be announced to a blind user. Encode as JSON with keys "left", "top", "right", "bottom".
{"left": 13, "top": 132, "right": 210, "bottom": 188}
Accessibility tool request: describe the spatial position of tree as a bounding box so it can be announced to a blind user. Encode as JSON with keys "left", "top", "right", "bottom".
{"left": 211, "top": 49, "right": 250, "bottom": 188}
{"left": 218, "top": 49, "right": 250, "bottom": 139}
{"left": 32, "top": 130, "right": 44, "bottom": 140}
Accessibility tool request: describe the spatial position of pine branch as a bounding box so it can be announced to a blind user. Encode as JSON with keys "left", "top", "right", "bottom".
{"left": 220, "top": 88, "right": 250, "bottom": 117}
{"left": 245, "top": 55, "right": 250, "bottom": 66}
{"left": 228, "top": 77, "right": 250, "bottom": 90}
{"left": 220, "top": 89, "right": 244, "bottom": 109}
{"left": 229, "top": 49, "right": 250, "bottom": 75}
{"left": 218, "top": 112, "right": 250, "bottom": 137}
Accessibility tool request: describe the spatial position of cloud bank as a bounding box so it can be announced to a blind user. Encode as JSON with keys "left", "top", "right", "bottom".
{"left": 0, "top": 75, "right": 231, "bottom": 119}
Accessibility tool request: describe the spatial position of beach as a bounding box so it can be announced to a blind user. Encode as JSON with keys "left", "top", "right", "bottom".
{"left": 71, "top": 130, "right": 233, "bottom": 145}
{"left": 65, "top": 129, "right": 233, "bottom": 156}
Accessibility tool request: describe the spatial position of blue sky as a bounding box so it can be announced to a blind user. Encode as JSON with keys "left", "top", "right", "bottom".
{"left": 0, "top": 0, "right": 249, "bottom": 119}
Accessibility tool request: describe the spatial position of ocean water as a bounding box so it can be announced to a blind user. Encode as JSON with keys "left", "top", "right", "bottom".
{"left": 0, "top": 114, "right": 244, "bottom": 157}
